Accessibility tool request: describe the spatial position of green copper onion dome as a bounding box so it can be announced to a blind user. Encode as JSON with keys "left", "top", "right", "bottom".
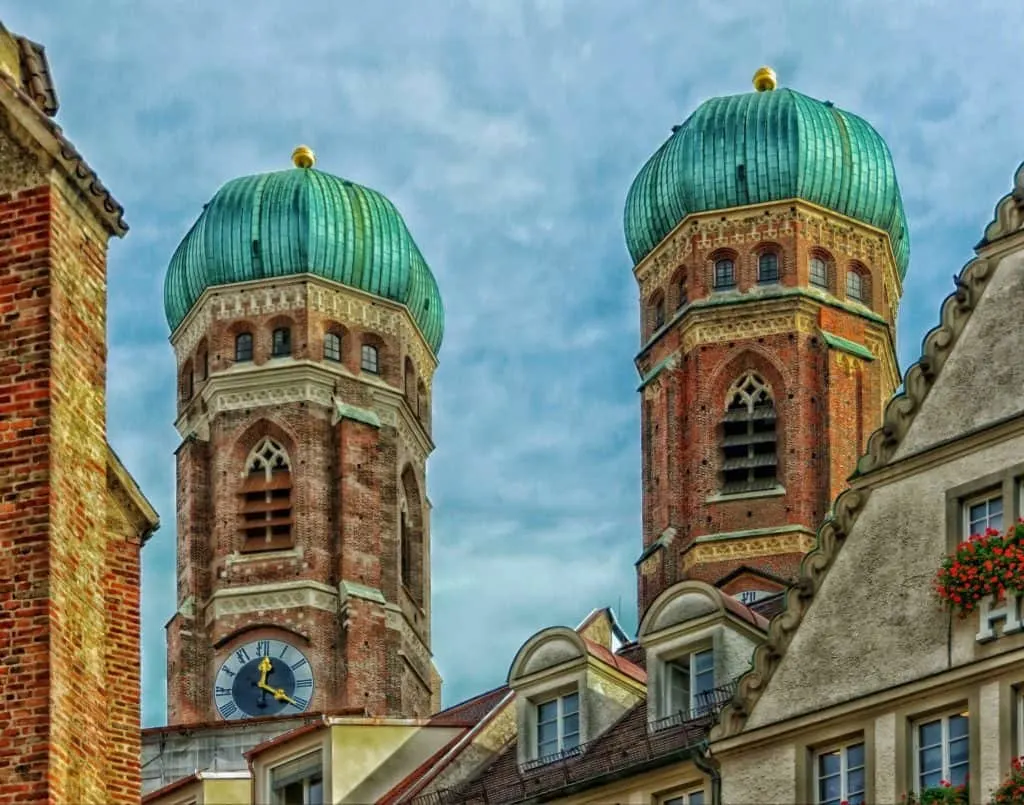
{"left": 164, "top": 147, "right": 444, "bottom": 352}
{"left": 624, "top": 68, "right": 910, "bottom": 278}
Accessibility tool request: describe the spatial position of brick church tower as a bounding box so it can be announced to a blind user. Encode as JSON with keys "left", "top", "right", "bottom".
{"left": 628, "top": 68, "right": 907, "bottom": 614}
{"left": 164, "top": 147, "right": 444, "bottom": 725}
{"left": 0, "top": 22, "right": 158, "bottom": 805}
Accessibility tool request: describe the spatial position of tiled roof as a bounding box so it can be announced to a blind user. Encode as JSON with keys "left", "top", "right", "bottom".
{"left": 720, "top": 594, "right": 770, "bottom": 631}
{"left": 615, "top": 640, "right": 646, "bottom": 669}
{"left": 428, "top": 685, "right": 509, "bottom": 727}
{"left": 412, "top": 699, "right": 707, "bottom": 805}
{"left": 582, "top": 637, "right": 647, "bottom": 684}
{"left": 748, "top": 592, "right": 787, "bottom": 619}
{"left": 15, "top": 36, "right": 57, "bottom": 116}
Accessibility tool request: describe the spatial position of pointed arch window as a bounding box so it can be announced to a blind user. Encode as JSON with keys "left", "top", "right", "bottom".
{"left": 235, "top": 332, "right": 254, "bottom": 363}
{"left": 239, "top": 437, "right": 293, "bottom": 552}
{"left": 653, "top": 296, "right": 666, "bottom": 330}
{"left": 677, "top": 271, "right": 688, "bottom": 309}
{"left": 758, "top": 252, "right": 779, "bottom": 284}
{"left": 400, "top": 505, "right": 412, "bottom": 588}
{"left": 721, "top": 372, "right": 778, "bottom": 494}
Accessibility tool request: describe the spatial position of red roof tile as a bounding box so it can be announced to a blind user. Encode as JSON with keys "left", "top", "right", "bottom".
{"left": 428, "top": 685, "right": 509, "bottom": 727}
{"left": 721, "top": 593, "right": 770, "bottom": 630}
{"left": 583, "top": 637, "right": 647, "bottom": 684}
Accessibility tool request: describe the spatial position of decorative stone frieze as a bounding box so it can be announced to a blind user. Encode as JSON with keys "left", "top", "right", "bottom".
{"left": 203, "top": 581, "right": 339, "bottom": 625}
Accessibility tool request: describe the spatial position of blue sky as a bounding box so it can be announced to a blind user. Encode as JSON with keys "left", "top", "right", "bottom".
{"left": 9, "top": 2, "right": 1024, "bottom": 727}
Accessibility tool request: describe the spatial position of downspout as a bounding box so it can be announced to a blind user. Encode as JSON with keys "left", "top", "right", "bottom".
{"left": 692, "top": 739, "right": 722, "bottom": 805}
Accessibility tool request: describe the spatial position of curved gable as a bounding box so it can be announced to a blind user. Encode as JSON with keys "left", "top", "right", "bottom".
{"left": 507, "top": 627, "right": 586, "bottom": 684}
{"left": 638, "top": 580, "right": 724, "bottom": 640}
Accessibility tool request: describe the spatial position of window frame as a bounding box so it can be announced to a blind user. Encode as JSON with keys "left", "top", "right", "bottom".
{"left": 361, "top": 343, "right": 380, "bottom": 374}
{"left": 846, "top": 269, "right": 864, "bottom": 302}
{"left": 757, "top": 252, "right": 780, "bottom": 284}
{"left": 271, "top": 327, "right": 292, "bottom": 358}
{"left": 712, "top": 257, "right": 736, "bottom": 291}
{"left": 653, "top": 296, "right": 666, "bottom": 330}
{"left": 663, "top": 647, "right": 716, "bottom": 717}
{"left": 323, "top": 331, "right": 342, "bottom": 363}
{"left": 809, "top": 256, "right": 829, "bottom": 289}
{"left": 912, "top": 710, "right": 970, "bottom": 792}
{"left": 235, "top": 332, "right": 254, "bottom": 363}
{"left": 676, "top": 272, "right": 688, "bottom": 309}
{"left": 813, "top": 740, "right": 866, "bottom": 805}
{"left": 661, "top": 790, "right": 706, "bottom": 805}
{"left": 267, "top": 748, "right": 324, "bottom": 805}
{"left": 963, "top": 490, "right": 1004, "bottom": 539}
{"left": 945, "top": 465, "right": 1024, "bottom": 548}
{"left": 535, "top": 690, "right": 580, "bottom": 760}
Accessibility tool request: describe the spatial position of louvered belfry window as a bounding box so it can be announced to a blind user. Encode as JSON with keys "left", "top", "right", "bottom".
{"left": 239, "top": 438, "right": 293, "bottom": 552}
{"left": 721, "top": 372, "right": 778, "bottom": 494}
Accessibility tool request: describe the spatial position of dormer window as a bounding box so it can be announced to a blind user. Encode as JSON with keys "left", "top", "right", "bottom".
{"left": 537, "top": 691, "right": 580, "bottom": 760}
{"left": 665, "top": 648, "right": 715, "bottom": 718}
{"left": 268, "top": 750, "right": 323, "bottom": 805}
{"left": 272, "top": 327, "right": 291, "bottom": 357}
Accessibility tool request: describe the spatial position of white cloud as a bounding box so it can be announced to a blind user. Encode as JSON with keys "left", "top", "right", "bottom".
{"left": 7, "top": 0, "right": 1024, "bottom": 721}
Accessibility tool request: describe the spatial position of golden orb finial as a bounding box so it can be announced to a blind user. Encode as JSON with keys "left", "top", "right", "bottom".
{"left": 753, "top": 66, "right": 777, "bottom": 92}
{"left": 292, "top": 145, "right": 315, "bottom": 169}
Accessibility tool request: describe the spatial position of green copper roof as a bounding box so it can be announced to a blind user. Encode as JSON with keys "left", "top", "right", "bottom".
{"left": 624, "top": 87, "right": 910, "bottom": 278}
{"left": 164, "top": 165, "right": 444, "bottom": 352}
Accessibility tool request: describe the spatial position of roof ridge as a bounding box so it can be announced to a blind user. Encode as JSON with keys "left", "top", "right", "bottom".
{"left": 713, "top": 159, "right": 1024, "bottom": 738}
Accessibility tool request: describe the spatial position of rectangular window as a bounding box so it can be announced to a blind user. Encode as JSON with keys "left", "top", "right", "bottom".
{"left": 272, "top": 328, "right": 292, "bottom": 358}
{"left": 815, "top": 742, "right": 865, "bottom": 805}
{"left": 663, "top": 791, "right": 705, "bottom": 805}
{"left": 270, "top": 751, "right": 323, "bottom": 805}
{"left": 915, "top": 712, "right": 969, "bottom": 791}
{"left": 758, "top": 253, "right": 779, "bottom": 284}
{"left": 323, "top": 332, "right": 341, "bottom": 362}
{"left": 536, "top": 691, "right": 580, "bottom": 759}
{"left": 964, "top": 492, "right": 1003, "bottom": 537}
{"left": 665, "top": 649, "right": 715, "bottom": 716}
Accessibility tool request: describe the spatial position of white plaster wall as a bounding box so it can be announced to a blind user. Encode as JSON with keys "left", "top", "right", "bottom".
{"left": 747, "top": 432, "right": 1024, "bottom": 729}
{"left": 895, "top": 249, "right": 1024, "bottom": 459}
{"left": 873, "top": 712, "right": 898, "bottom": 804}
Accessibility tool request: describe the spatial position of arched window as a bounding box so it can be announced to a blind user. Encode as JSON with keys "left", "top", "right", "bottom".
{"left": 239, "top": 437, "right": 293, "bottom": 552}
{"left": 721, "top": 372, "right": 778, "bottom": 494}
{"left": 677, "top": 271, "right": 688, "bottom": 309}
{"left": 361, "top": 344, "right": 379, "bottom": 374}
{"left": 809, "top": 257, "right": 828, "bottom": 289}
{"left": 271, "top": 327, "right": 291, "bottom": 357}
{"left": 400, "top": 467, "right": 424, "bottom": 606}
{"left": 400, "top": 505, "right": 412, "bottom": 588}
{"left": 235, "top": 332, "right": 253, "bottom": 363}
{"left": 180, "top": 361, "right": 193, "bottom": 401}
{"left": 404, "top": 356, "right": 416, "bottom": 399}
{"left": 846, "top": 269, "right": 864, "bottom": 302}
{"left": 713, "top": 258, "right": 736, "bottom": 290}
{"left": 653, "top": 296, "right": 666, "bottom": 330}
{"left": 200, "top": 350, "right": 209, "bottom": 380}
{"left": 324, "top": 332, "right": 342, "bottom": 362}
{"left": 758, "top": 252, "right": 779, "bottom": 284}
{"left": 417, "top": 379, "right": 429, "bottom": 430}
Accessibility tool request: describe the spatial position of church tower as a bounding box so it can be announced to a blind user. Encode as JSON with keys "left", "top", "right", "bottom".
{"left": 628, "top": 69, "right": 907, "bottom": 614}
{"left": 164, "top": 147, "right": 444, "bottom": 725}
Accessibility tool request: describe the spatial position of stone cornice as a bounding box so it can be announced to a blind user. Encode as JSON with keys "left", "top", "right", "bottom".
{"left": 712, "top": 165, "right": 1012, "bottom": 740}
{"left": 105, "top": 443, "right": 159, "bottom": 544}
{"left": 170, "top": 275, "right": 438, "bottom": 385}
{"left": 633, "top": 198, "right": 903, "bottom": 314}
{"left": 203, "top": 580, "right": 339, "bottom": 625}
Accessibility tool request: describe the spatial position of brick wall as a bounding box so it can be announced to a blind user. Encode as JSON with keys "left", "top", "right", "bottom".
{"left": 0, "top": 173, "right": 141, "bottom": 803}
{"left": 635, "top": 214, "right": 899, "bottom": 615}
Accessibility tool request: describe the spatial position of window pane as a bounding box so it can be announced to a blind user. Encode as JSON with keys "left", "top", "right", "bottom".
{"left": 949, "top": 759, "right": 969, "bottom": 787}
{"left": 846, "top": 742, "right": 865, "bottom": 769}
{"left": 810, "top": 257, "right": 827, "bottom": 287}
{"left": 694, "top": 649, "right": 714, "bottom": 674}
{"left": 949, "top": 735, "right": 969, "bottom": 766}
{"left": 308, "top": 778, "right": 324, "bottom": 805}
{"left": 562, "top": 728, "right": 580, "bottom": 750}
{"left": 818, "top": 773, "right": 842, "bottom": 802}
{"left": 562, "top": 692, "right": 579, "bottom": 715}
{"left": 847, "top": 766, "right": 865, "bottom": 797}
{"left": 562, "top": 712, "right": 579, "bottom": 737}
{"left": 324, "top": 333, "right": 341, "bottom": 362}
{"left": 918, "top": 719, "right": 942, "bottom": 747}
{"left": 817, "top": 750, "right": 841, "bottom": 778}
{"left": 538, "top": 700, "right": 558, "bottom": 723}
{"left": 538, "top": 738, "right": 557, "bottom": 758}
{"left": 949, "top": 714, "right": 969, "bottom": 739}
{"left": 689, "top": 792, "right": 705, "bottom": 805}
{"left": 920, "top": 769, "right": 942, "bottom": 790}
{"left": 758, "top": 253, "right": 778, "bottom": 282}
{"left": 537, "top": 720, "right": 557, "bottom": 745}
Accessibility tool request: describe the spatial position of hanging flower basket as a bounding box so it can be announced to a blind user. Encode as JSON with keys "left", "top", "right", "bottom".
{"left": 991, "top": 756, "right": 1024, "bottom": 804}
{"left": 934, "top": 521, "right": 1024, "bottom": 616}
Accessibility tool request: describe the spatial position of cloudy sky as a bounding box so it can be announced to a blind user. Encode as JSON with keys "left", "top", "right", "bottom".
{"left": 9, "top": 2, "right": 1024, "bottom": 727}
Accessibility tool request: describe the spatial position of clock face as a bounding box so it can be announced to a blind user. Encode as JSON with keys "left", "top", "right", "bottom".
{"left": 214, "top": 638, "right": 315, "bottom": 721}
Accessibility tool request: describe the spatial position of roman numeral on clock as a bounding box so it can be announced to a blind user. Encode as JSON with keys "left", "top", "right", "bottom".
{"left": 235, "top": 647, "right": 250, "bottom": 664}
{"left": 256, "top": 640, "right": 271, "bottom": 657}
{"left": 295, "top": 678, "right": 313, "bottom": 689}
{"left": 290, "top": 658, "right": 308, "bottom": 671}
{"left": 292, "top": 696, "right": 309, "bottom": 709}
{"left": 215, "top": 686, "right": 232, "bottom": 697}
{"left": 218, "top": 701, "right": 238, "bottom": 719}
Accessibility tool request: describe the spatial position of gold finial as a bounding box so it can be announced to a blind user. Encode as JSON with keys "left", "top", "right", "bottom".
{"left": 753, "top": 66, "right": 777, "bottom": 92}
{"left": 292, "top": 145, "right": 315, "bottom": 169}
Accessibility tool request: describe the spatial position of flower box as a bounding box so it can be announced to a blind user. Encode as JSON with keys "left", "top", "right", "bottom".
{"left": 934, "top": 521, "right": 1024, "bottom": 617}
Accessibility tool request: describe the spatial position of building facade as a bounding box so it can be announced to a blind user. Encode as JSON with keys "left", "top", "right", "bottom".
{"left": 0, "top": 21, "right": 158, "bottom": 805}
{"left": 630, "top": 68, "right": 908, "bottom": 612}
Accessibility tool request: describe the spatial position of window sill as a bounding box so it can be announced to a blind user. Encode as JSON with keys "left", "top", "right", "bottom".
{"left": 706, "top": 485, "right": 786, "bottom": 503}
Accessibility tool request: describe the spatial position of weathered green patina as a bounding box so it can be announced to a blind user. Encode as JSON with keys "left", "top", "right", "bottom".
{"left": 624, "top": 87, "right": 910, "bottom": 277}
{"left": 164, "top": 165, "right": 444, "bottom": 352}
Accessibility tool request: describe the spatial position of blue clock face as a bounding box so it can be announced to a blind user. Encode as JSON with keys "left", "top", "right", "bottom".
{"left": 214, "top": 639, "right": 315, "bottom": 721}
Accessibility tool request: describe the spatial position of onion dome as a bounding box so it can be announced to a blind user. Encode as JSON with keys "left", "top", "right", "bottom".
{"left": 164, "top": 146, "right": 444, "bottom": 352}
{"left": 624, "top": 68, "right": 910, "bottom": 278}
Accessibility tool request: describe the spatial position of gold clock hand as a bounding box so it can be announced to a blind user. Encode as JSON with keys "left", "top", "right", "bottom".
{"left": 271, "top": 688, "right": 298, "bottom": 706}
{"left": 257, "top": 656, "right": 272, "bottom": 689}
